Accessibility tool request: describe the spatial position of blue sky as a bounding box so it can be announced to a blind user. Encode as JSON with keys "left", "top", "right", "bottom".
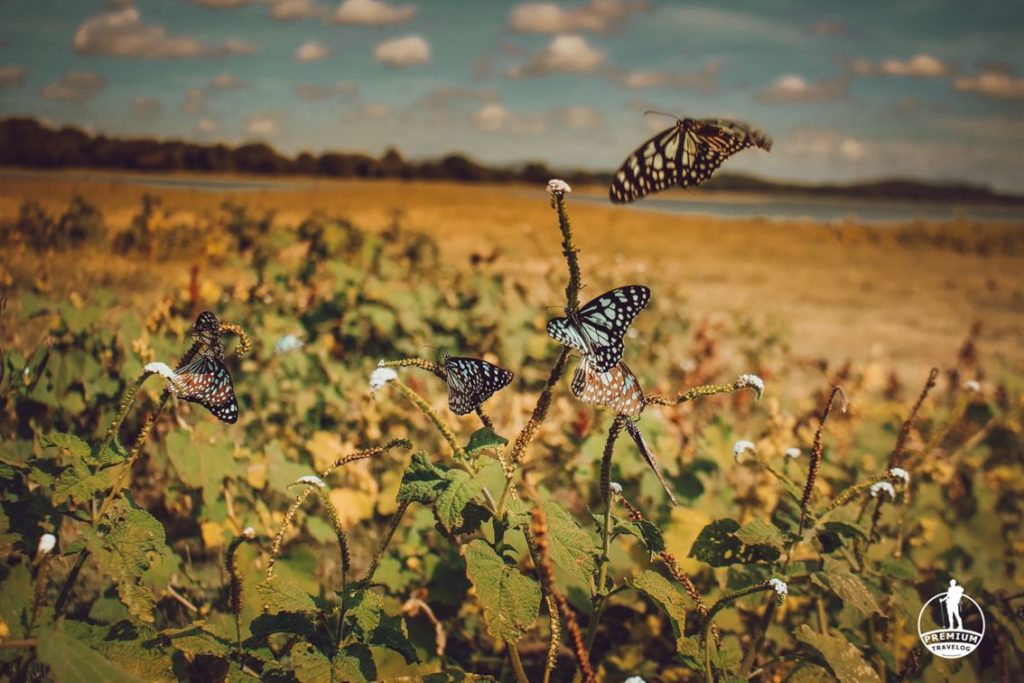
{"left": 1, "top": 0, "right": 1022, "bottom": 190}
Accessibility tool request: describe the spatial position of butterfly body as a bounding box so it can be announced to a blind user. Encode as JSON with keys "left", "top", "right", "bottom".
{"left": 174, "top": 354, "right": 239, "bottom": 423}
{"left": 442, "top": 354, "right": 514, "bottom": 415}
{"left": 547, "top": 285, "right": 650, "bottom": 372}
{"left": 571, "top": 357, "right": 644, "bottom": 417}
{"left": 610, "top": 116, "right": 772, "bottom": 203}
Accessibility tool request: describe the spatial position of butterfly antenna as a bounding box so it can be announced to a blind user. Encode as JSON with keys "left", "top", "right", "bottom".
{"left": 643, "top": 110, "right": 680, "bottom": 122}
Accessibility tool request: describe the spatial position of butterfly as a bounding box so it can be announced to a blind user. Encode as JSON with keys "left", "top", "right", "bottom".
{"left": 442, "top": 354, "right": 514, "bottom": 415}
{"left": 624, "top": 420, "right": 677, "bottom": 506}
{"left": 547, "top": 285, "right": 650, "bottom": 373}
{"left": 609, "top": 115, "right": 772, "bottom": 204}
{"left": 188, "top": 311, "right": 222, "bottom": 347}
{"left": 571, "top": 357, "right": 644, "bottom": 417}
{"left": 174, "top": 353, "right": 239, "bottom": 424}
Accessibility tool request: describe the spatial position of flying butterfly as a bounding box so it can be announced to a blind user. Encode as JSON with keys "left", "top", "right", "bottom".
{"left": 571, "top": 356, "right": 644, "bottom": 418}
{"left": 442, "top": 354, "right": 514, "bottom": 416}
{"left": 609, "top": 114, "right": 772, "bottom": 204}
{"left": 174, "top": 353, "right": 239, "bottom": 424}
{"left": 547, "top": 285, "right": 650, "bottom": 373}
{"left": 625, "top": 420, "right": 677, "bottom": 506}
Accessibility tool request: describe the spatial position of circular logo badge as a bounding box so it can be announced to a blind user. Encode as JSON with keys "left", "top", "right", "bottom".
{"left": 917, "top": 579, "right": 985, "bottom": 659}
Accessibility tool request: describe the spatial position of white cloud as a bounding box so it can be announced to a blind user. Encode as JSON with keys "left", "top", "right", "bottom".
{"left": 374, "top": 35, "right": 430, "bottom": 68}
{"left": 210, "top": 73, "right": 244, "bottom": 89}
{"left": 332, "top": 0, "right": 416, "bottom": 25}
{"left": 295, "top": 40, "right": 331, "bottom": 62}
{"left": 615, "top": 61, "right": 720, "bottom": 93}
{"left": 361, "top": 103, "right": 392, "bottom": 118}
{"left": 41, "top": 71, "right": 106, "bottom": 102}
{"left": 954, "top": 69, "right": 1024, "bottom": 100}
{"left": 246, "top": 113, "right": 279, "bottom": 137}
{"left": 507, "top": 34, "right": 606, "bottom": 77}
{"left": 269, "top": 0, "right": 330, "bottom": 20}
{"left": 879, "top": 54, "right": 949, "bottom": 78}
{"left": 783, "top": 129, "right": 868, "bottom": 163}
{"left": 295, "top": 81, "right": 358, "bottom": 100}
{"left": 508, "top": 0, "right": 649, "bottom": 35}
{"left": 74, "top": 7, "right": 255, "bottom": 59}
{"left": 838, "top": 138, "right": 866, "bottom": 162}
{"left": 472, "top": 103, "right": 547, "bottom": 134}
{"left": 757, "top": 73, "right": 847, "bottom": 102}
{"left": 192, "top": 0, "right": 254, "bottom": 7}
{"left": 196, "top": 118, "right": 218, "bottom": 133}
{"left": 0, "top": 65, "right": 26, "bottom": 90}
{"left": 553, "top": 105, "right": 605, "bottom": 129}
{"left": 131, "top": 96, "right": 163, "bottom": 119}
{"left": 661, "top": 6, "right": 804, "bottom": 46}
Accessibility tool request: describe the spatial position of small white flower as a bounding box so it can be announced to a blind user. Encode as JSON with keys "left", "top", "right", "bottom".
{"left": 274, "top": 334, "right": 304, "bottom": 355}
{"left": 768, "top": 577, "right": 788, "bottom": 601}
{"left": 370, "top": 366, "right": 398, "bottom": 392}
{"left": 37, "top": 533, "right": 57, "bottom": 557}
{"left": 733, "top": 439, "right": 756, "bottom": 462}
{"left": 546, "top": 178, "right": 572, "bottom": 196}
{"left": 623, "top": 677, "right": 647, "bottom": 683}
{"left": 870, "top": 481, "right": 896, "bottom": 499}
{"left": 736, "top": 373, "right": 765, "bottom": 399}
{"left": 145, "top": 362, "right": 183, "bottom": 393}
{"left": 609, "top": 482, "right": 623, "bottom": 495}
{"left": 963, "top": 380, "right": 981, "bottom": 392}
{"left": 296, "top": 475, "right": 326, "bottom": 489}
{"left": 784, "top": 447, "right": 801, "bottom": 459}
{"left": 889, "top": 467, "right": 910, "bottom": 484}
{"left": 242, "top": 527, "right": 256, "bottom": 539}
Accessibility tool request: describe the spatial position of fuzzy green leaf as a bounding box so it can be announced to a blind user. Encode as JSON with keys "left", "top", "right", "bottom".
{"left": 812, "top": 566, "right": 882, "bottom": 617}
{"left": 397, "top": 453, "right": 449, "bottom": 505}
{"left": 462, "top": 539, "right": 540, "bottom": 643}
{"left": 163, "top": 621, "right": 232, "bottom": 658}
{"left": 690, "top": 518, "right": 780, "bottom": 567}
{"left": 52, "top": 461, "right": 120, "bottom": 506}
{"left": 40, "top": 432, "right": 92, "bottom": 461}
{"left": 332, "top": 644, "right": 377, "bottom": 682}
{"left": 794, "top": 624, "right": 881, "bottom": 683}
{"left": 434, "top": 469, "right": 483, "bottom": 533}
{"left": 164, "top": 430, "right": 236, "bottom": 510}
{"left": 256, "top": 575, "right": 316, "bottom": 614}
{"left": 465, "top": 428, "right": 508, "bottom": 456}
{"left": 632, "top": 570, "right": 688, "bottom": 652}
{"left": 542, "top": 502, "right": 597, "bottom": 589}
{"left": 36, "top": 627, "right": 145, "bottom": 683}
{"left": 734, "top": 518, "right": 786, "bottom": 551}
{"left": 610, "top": 515, "right": 666, "bottom": 554}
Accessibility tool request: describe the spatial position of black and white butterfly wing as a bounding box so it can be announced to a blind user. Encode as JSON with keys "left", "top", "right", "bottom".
{"left": 625, "top": 420, "right": 677, "bottom": 506}
{"left": 571, "top": 357, "right": 644, "bottom": 417}
{"left": 188, "top": 311, "right": 222, "bottom": 348}
{"left": 443, "top": 356, "right": 514, "bottom": 415}
{"left": 174, "top": 355, "right": 239, "bottom": 424}
{"left": 547, "top": 285, "right": 650, "bottom": 372}
{"left": 609, "top": 117, "right": 772, "bottom": 203}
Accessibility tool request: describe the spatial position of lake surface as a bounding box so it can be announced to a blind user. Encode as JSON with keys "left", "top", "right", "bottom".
{"left": 3, "top": 169, "right": 1022, "bottom": 224}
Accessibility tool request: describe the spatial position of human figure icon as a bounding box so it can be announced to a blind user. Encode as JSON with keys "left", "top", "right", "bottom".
{"left": 945, "top": 579, "right": 965, "bottom": 630}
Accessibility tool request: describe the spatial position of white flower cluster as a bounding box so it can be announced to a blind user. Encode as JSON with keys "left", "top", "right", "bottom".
{"left": 736, "top": 373, "right": 765, "bottom": 399}
{"left": 623, "top": 677, "right": 647, "bottom": 683}
{"left": 296, "top": 475, "right": 326, "bottom": 489}
{"left": 889, "top": 467, "right": 910, "bottom": 484}
{"left": 546, "top": 178, "right": 572, "bottom": 196}
{"left": 242, "top": 527, "right": 256, "bottom": 539}
{"left": 37, "top": 533, "right": 57, "bottom": 557}
{"left": 274, "top": 334, "right": 304, "bottom": 355}
{"left": 733, "top": 439, "right": 756, "bottom": 462}
{"left": 145, "top": 362, "right": 183, "bottom": 393}
{"left": 609, "top": 482, "right": 623, "bottom": 495}
{"left": 870, "top": 481, "right": 896, "bottom": 499}
{"left": 370, "top": 364, "right": 398, "bottom": 392}
{"left": 768, "top": 577, "right": 788, "bottom": 601}
{"left": 963, "top": 380, "right": 981, "bottom": 392}
{"left": 784, "top": 447, "right": 801, "bottom": 459}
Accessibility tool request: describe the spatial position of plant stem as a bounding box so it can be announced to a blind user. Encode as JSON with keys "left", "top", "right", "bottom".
{"left": 507, "top": 640, "right": 529, "bottom": 683}
{"left": 390, "top": 380, "right": 465, "bottom": 459}
{"left": 363, "top": 501, "right": 410, "bottom": 583}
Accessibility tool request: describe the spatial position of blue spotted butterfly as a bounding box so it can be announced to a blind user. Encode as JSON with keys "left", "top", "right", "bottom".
{"left": 610, "top": 115, "right": 772, "bottom": 203}
{"left": 442, "top": 354, "right": 514, "bottom": 415}
{"left": 571, "top": 357, "right": 644, "bottom": 417}
{"left": 547, "top": 285, "right": 650, "bottom": 372}
{"left": 174, "top": 312, "right": 238, "bottom": 423}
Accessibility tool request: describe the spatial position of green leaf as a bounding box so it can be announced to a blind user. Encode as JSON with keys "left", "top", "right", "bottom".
{"left": 690, "top": 518, "right": 780, "bottom": 567}
{"left": 343, "top": 589, "right": 418, "bottom": 664}
{"left": 542, "top": 502, "right": 597, "bottom": 589}
{"left": 878, "top": 557, "right": 917, "bottom": 581}
{"left": 812, "top": 566, "right": 882, "bottom": 617}
{"left": 290, "top": 642, "right": 331, "bottom": 683}
{"left": 434, "top": 470, "right": 483, "bottom": 533}
{"left": 610, "top": 516, "right": 666, "bottom": 555}
{"left": 462, "top": 539, "right": 540, "bottom": 643}
{"left": 256, "top": 575, "right": 316, "bottom": 614}
{"left": 39, "top": 433, "right": 92, "bottom": 461}
{"left": 164, "top": 430, "right": 235, "bottom": 510}
{"left": 734, "top": 518, "right": 786, "bottom": 551}
{"left": 465, "top": 428, "right": 508, "bottom": 456}
{"left": 80, "top": 501, "right": 166, "bottom": 624}
{"left": 53, "top": 460, "right": 120, "bottom": 506}
{"left": 36, "top": 626, "right": 146, "bottom": 683}
{"left": 794, "top": 624, "right": 881, "bottom": 683}
{"left": 332, "top": 644, "right": 377, "bottom": 682}
{"left": 163, "top": 621, "right": 232, "bottom": 658}
{"left": 631, "top": 570, "right": 688, "bottom": 652}
{"left": 397, "top": 453, "right": 449, "bottom": 505}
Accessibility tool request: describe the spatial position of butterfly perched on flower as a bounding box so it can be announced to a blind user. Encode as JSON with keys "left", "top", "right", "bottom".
{"left": 174, "top": 353, "right": 239, "bottom": 424}
{"left": 442, "top": 354, "right": 514, "bottom": 415}
{"left": 187, "top": 311, "right": 223, "bottom": 350}
{"left": 571, "top": 357, "right": 644, "bottom": 417}
{"left": 547, "top": 285, "right": 650, "bottom": 373}
{"left": 624, "top": 420, "right": 677, "bottom": 506}
{"left": 609, "top": 115, "right": 772, "bottom": 204}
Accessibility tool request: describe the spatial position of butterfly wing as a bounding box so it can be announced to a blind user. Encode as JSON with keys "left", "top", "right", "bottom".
{"left": 609, "top": 123, "right": 685, "bottom": 203}
{"left": 625, "top": 420, "right": 678, "bottom": 506}
{"left": 546, "top": 317, "right": 590, "bottom": 355}
{"left": 571, "top": 357, "right": 644, "bottom": 417}
{"left": 174, "top": 355, "right": 239, "bottom": 424}
{"left": 574, "top": 285, "right": 651, "bottom": 372}
{"left": 444, "top": 356, "right": 514, "bottom": 415}
{"left": 677, "top": 118, "right": 773, "bottom": 190}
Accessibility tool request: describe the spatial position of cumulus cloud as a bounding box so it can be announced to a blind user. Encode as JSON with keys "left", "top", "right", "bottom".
{"left": 757, "top": 73, "right": 847, "bottom": 102}
{"left": 374, "top": 35, "right": 430, "bottom": 68}
{"left": 295, "top": 81, "right": 358, "bottom": 100}
{"left": 552, "top": 105, "right": 605, "bottom": 129}
{"left": 508, "top": 0, "right": 649, "bottom": 35}
{"left": 295, "top": 40, "right": 331, "bottom": 62}
{"left": 614, "top": 60, "right": 720, "bottom": 93}
{"left": 131, "top": 96, "right": 163, "bottom": 119}
{"left": 507, "top": 34, "right": 606, "bottom": 77}
{"left": 784, "top": 128, "right": 869, "bottom": 162}
{"left": 0, "top": 65, "right": 26, "bottom": 90}
{"left": 332, "top": 0, "right": 416, "bottom": 25}
{"left": 269, "top": 0, "right": 330, "bottom": 19}
{"left": 246, "top": 113, "right": 279, "bottom": 137}
{"left": 41, "top": 71, "right": 106, "bottom": 102}
{"left": 954, "top": 69, "right": 1024, "bottom": 100}
{"left": 210, "top": 73, "right": 244, "bottom": 89}
{"left": 74, "top": 7, "right": 255, "bottom": 59}
{"left": 472, "top": 103, "right": 546, "bottom": 134}
{"left": 879, "top": 54, "right": 949, "bottom": 78}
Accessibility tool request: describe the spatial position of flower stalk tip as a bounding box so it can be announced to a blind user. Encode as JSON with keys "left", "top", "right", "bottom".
{"left": 870, "top": 481, "right": 896, "bottom": 499}
{"left": 889, "top": 467, "right": 910, "bottom": 484}
{"left": 733, "top": 439, "right": 756, "bottom": 462}
{"left": 735, "top": 373, "right": 765, "bottom": 399}
{"left": 546, "top": 178, "right": 572, "bottom": 197}
{"left": 37, "top": 533, "right": 56, "bottom": 557}
{"left": 369, "top": 366, "right": 399, "bottom": 392}
{"left": 784, "top": 447, "right": 801, "bottom": 459}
